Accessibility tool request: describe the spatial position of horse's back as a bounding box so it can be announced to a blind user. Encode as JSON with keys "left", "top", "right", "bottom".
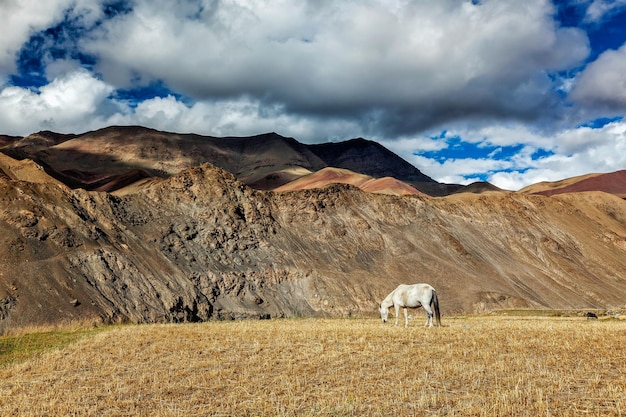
{"left": 402, "top": 283, "right": 433, "bottom": 296}
{"left": 392, "top": 283, "right": 433, "bottom": 307}
{"left": 393, "top": 283, "right": 430, "bottom": 290}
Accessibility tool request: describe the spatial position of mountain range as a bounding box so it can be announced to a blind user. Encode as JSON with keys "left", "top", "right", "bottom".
{"left": 0, "top": 126, "right": 473, "bottom": 196}
{"left": 0, "top": 126, "right": 625, "bottom": 332}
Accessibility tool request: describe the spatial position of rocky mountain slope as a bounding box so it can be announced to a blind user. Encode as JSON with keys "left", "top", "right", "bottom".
{"left": 1, "top": 142, "right": 625, "bottom": 332}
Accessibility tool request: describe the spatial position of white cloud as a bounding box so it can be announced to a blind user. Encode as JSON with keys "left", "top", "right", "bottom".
{"left": 488, "top": 121, "right": 625, "bottom": 190}
{"left": 105, "top": 95, "right": 364, "bottom": 142}
{"left": 79, "top": 0, "right": 589, "bottom": 135}
{"left": 0, "top": 0, "right": 73, "bottom": 75}
{"left": 421, "top": 156, "right": 514, "bottom": 186}
{"left": 384, "top": 120, "right": 626, "bottom": 190}
{"left": 570, "top": 43, "right": 626, "bottom": 111}
{"left": 0, "top": 70, "right": 113, "bottom": 135}
{"left": 584, "top": 0, "right": 626, "bottom": 23}
{"left": 0, "top": 0, "right": 594, "bottom": 139}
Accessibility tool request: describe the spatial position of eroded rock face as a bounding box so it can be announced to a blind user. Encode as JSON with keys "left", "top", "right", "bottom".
{"left": 1, "top": 161, "right": 626, "bottom": 332}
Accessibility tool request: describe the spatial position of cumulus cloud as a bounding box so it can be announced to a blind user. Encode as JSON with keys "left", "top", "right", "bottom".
{"left": 1, "top": 0, "right": 592, "bottom": 139}
{"left": 107, "top": 95, "right": 363, "bottom": 142}
{"left": 0, "top": 68, "right": 363, "bottom": 141}
{"left": 80, "top": 0, "right": 589, "bottom": 136}
{"left": 0, "top": 70, "right": 113, "bottom": 135}
{"left": 570, "top": 43, "right": 626, "bottom": 111}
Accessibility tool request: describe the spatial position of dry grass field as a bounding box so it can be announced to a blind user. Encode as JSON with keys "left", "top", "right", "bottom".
{"left": 0, "top": 316, "right": 624, "bottom": 416}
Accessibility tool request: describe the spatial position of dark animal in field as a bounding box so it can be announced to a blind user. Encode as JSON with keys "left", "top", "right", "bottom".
{"left": 586, "top": 312, "right": 598, "bottom": 320}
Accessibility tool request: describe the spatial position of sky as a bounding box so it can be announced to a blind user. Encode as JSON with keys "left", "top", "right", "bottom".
{"left": 1, "top": 0, "right": 626, "bottom": 190}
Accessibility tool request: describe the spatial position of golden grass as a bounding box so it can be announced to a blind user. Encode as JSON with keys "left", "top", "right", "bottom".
{"left": 0, "top": 316, "right": 624, "bottom": 416}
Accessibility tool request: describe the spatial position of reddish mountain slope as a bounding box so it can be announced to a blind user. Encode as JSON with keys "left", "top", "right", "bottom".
{"left": 520, "top": 170, "right": 626, "bottom": 198}
{"left": 274, "top": 167, "right": 424, "bottom": 196}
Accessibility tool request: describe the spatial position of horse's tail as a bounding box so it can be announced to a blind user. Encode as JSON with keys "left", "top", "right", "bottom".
{"left": 431, "top": 289, "right": 441, "bottom": 327}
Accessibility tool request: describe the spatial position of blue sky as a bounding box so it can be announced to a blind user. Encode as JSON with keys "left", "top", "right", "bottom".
{"left": 1, "top": 0, "right": 625, "bottom": 190}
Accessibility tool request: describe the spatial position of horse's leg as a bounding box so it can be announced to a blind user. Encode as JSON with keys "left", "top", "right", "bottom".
{"left": 394, "top": 304, "right": 400, "bottom": 326}
{"left": 423, "top": 304, "right": 434, "bottom": 328}
{"left": 404, "top": 308, "right": 409, "bottom": 328}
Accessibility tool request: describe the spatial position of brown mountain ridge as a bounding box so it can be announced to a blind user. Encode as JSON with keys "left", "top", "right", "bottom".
{"left": 0, "top": 126, "right": 454, "bottom": 196}
{"left": 0, "top": 126, "right": 625, "bottom": 332}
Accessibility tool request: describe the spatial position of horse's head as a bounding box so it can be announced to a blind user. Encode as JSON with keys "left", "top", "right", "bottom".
{"left": 379, "top": 304, "right": 389, "bottom": 323}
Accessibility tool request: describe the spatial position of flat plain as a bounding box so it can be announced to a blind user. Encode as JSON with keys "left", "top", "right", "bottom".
{"left": 0, "top": 316, "right": 624, "bottom": 416}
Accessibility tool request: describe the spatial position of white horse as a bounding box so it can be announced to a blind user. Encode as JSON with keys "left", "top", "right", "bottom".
{"left": 379, "top": 283, "right": 441, "bottom": 328}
